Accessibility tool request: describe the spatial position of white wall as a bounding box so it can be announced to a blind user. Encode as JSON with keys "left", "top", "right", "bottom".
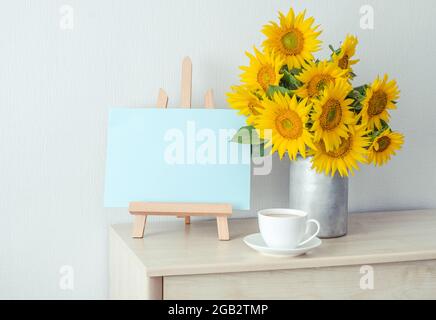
{"left": 0, "top": 0, "right": 435, "bottom": 299}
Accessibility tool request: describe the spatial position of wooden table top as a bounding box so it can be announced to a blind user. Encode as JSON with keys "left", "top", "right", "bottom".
{"left": 110, "top": 209, "right": 436, "bottom": 277}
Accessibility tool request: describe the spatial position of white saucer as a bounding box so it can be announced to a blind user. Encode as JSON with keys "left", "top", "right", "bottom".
{"left": 243, "top": 233, "right": 322, "bottom": 257}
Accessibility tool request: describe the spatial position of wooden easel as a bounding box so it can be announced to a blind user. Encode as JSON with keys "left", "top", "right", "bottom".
{"left": 129, "top": 57, "right": 232, "bottom": 241}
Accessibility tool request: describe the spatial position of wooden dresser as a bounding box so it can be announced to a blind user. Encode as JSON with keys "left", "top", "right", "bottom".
{"left": 109, "top": 209, "right": 436, "bottom": 299}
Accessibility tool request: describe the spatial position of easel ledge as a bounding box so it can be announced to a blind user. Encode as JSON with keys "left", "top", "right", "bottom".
{"left": 129, "top": 202, "right": 232, "bottom": 240}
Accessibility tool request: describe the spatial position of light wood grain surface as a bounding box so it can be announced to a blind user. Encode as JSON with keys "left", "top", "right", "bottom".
{"left": 164, "top": 260, "right": 436, "bottom": 300}
{"left": 110, "top": 209, "right": 436, "bottom": 277}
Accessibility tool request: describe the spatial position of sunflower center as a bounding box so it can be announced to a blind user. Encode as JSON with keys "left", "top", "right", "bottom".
{"left": 257, "top": 65, "right": 276, "bottom": 91}
{"left": 275, "top": 110, "right": 303, "bottom": 139}
{"left": 319, "top": 99, "right": 342, "bottom": 131}
{"left": 307, "top": 75, "right": 334, "bottom": 97}
{"left": 338, "top": 54, "right": 349, "bottom": 69}
{"left": 376, "top": 136, "right": 391, "bottom": 152}
{"left": 323, "top": 137, "right": 352, "bottom": 158}
{"left": 281, "top": 29, "right": 304, "bottom": 55}
{"left": 368, "top": 90, "right": 388, "bottom": 116}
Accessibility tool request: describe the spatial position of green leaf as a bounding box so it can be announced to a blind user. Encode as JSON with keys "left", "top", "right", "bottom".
{"left": 231, "top": 126, "right": 265, "bottom": 145}
{"left": 353, "top": 84, "right": 368, "bottom": 95}
{"left": 328, "top": 45, "right": 341, "bottom": 57}
{"left": 281, "top": 70, "right": 301, "bottom": 90}
{"left": 368, "top": 121, "right": 391, "bottom": 141}
{"left": 347, "top": 88, "right": 366, "bottom": 103}
{"left": 380, "top": 119, "right": 390, "bottom": 131}
{"left": 353, "top": 104, "right": 363, "bottom": 111}
{"left": 266, "top": 85, "right": 292, "bottom": 99}
{"left": 280, "top": 72, "right": 291, "bottom": 88}
{"left": 288, "top": 68, "right": 302, "bottom": 76}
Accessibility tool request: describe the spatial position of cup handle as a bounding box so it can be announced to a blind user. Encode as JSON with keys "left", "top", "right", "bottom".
{"left": 298, "top": 219, "right": 320, "bottom": 247}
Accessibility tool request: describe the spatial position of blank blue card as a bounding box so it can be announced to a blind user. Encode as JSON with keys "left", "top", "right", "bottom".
{"left": 104, "top": 108, "right": 251, "bottom": 210}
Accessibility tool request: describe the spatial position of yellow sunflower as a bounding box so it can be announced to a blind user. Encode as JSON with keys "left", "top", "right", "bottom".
{"left": 295, "top": 60, "right": 348, "bottom": 99}
{"left": 227, "top": 85, "right": 264, "bottom": 125}
{"left": 332, "top": 35, "right": 359, "bottom": 75}
{"left": 368, "top": 130, "right": 404, "bottom": 166}
{"left": 262, "top": 8, "right": 322, "bottom": 69}
{"left": 240, "top": 47, "right": 284, "bottom": 93}
{"left": 255, "top": 93, "right": 315, "bottom": 160}
{"left": 361, "top": 74, "right": 400, "bottom": 130}
{"left": 311, "top": 79, "right": 355, "bottom": 151}
{"left": 311, "top": 124, "right": 369, "bottom": 177}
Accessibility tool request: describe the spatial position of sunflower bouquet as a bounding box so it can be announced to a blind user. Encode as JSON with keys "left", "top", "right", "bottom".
{"left": 227, "top": 8, "right": 404, "bottom": 177}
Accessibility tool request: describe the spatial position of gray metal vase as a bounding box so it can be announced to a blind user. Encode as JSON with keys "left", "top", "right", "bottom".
{"left": 289, "top": 156, "right": 348, "bottom": 238}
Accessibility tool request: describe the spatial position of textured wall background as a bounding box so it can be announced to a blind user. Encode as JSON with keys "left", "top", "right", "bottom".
{"left": 1, "top": 0, "right": 435, "bottom": 299}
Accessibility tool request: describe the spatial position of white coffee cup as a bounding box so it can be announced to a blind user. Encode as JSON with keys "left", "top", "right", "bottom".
{"left": 258, "top": 209, "right": 321, "bottom": 249}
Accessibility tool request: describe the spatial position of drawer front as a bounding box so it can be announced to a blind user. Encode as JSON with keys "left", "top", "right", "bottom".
{"left": 164, "top": 260, "right": 436, "bottom": 300}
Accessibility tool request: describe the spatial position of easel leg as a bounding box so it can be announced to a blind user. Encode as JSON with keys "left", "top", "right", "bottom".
{"left": 132, "top": 214, "right": 147, "bottom": 238}
{"left": 216, "top": 216, "right": 229, "bottom": 241}
{"left": 177, "top": 215, "right": 190, "bottom": 224}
